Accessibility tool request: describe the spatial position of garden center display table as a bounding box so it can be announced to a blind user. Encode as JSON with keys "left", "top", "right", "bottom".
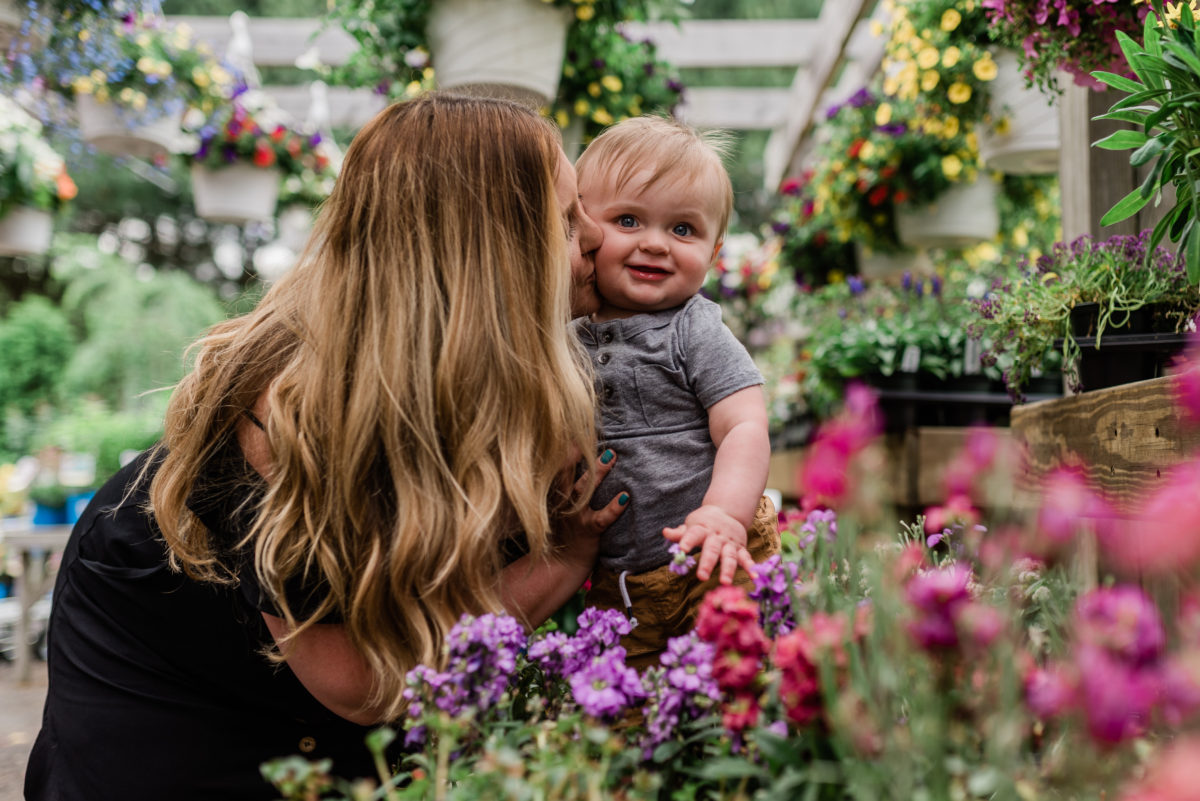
{"left": 1, "top": 520, "right": 71, "bottom": 683}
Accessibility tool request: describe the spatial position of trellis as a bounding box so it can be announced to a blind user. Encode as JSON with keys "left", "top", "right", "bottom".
{"left": 169, "top": 5, "right": 887, "bottom": 190}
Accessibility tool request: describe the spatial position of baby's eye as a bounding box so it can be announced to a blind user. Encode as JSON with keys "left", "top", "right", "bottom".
{"left": 616, "top": 214, "right": 637, "bottom": 228}
{"left": 672, "top": 223, "right": 694, "bottom": 237}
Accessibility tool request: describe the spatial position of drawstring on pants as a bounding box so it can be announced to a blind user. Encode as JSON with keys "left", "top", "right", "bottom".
{"left": 617, "top": 570, "right": 638, "bottom": 628}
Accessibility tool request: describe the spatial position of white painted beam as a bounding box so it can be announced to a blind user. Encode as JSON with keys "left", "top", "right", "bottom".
{"left": 265, "top": 84, "right": 387, "bottom": 129}
{"left": 676, "top": 87, "right": 791, "bottom": 130}
{"left": 623, "top": 20, "right": 818, "bottom": 68}
{"left": 762, "top": 1, "right": 876, "bottom": 190}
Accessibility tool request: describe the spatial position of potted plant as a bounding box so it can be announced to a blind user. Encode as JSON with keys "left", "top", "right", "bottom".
{"left": 983, "top": 0, "right": 1152, "bottom": 93}
{"left": 887, "top": 0, "right": 1059, "bottom": 174}
{"left": 184, "top": 92, "right": 293, "bottom": 225}
{"left": 275, "top": 132, "right": 338, "bottom": 252}
{"left": 1092, "top": 2, "right": 1200, "bottom": 284}
{"left": 0, "top": 95, "right": 77, "bottom": 257}
{"left": 772, "top": 170, "right": 857, "bottom": 287}
{"left": 327, "top": 0, "right": 685, "bottom": 118}
{"left": 972, "top": 231, "right": 1200, "bottom": 397}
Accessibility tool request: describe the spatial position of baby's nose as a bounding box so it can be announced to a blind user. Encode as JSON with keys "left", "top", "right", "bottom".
{"left": 638, "top": 230, "right": 669, "bottom": 254}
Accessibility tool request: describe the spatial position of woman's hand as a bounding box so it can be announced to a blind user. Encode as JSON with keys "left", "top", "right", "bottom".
{"left": 501, "top": 449, "right": 626, "bottom": 627}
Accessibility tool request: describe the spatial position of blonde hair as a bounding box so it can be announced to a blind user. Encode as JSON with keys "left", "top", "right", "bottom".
{"left": 149, "top": 93, "right": 596, "bottom": 719}
{"left": 575, "top": 115, "right": 735, "bottom": 236}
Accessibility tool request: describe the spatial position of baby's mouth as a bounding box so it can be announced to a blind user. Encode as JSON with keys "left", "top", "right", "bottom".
{"left": 627, "top": 264, "right": 670, "bottom": 279}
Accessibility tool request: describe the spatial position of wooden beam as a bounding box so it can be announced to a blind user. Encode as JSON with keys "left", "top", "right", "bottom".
{"left": 676, "top": 87, "right": 791, "bottom": 130}
{"left": 264, "top": 84, "right": 386, "bottom": 129}
{"left": 762, "top": 0, "right": 875, "bottom": 190}
{"left": 1010, "top": 376, "right": 1200, "bottom": 508}
{"left": 169, "top": 16, "right": 355, "bottom": 68}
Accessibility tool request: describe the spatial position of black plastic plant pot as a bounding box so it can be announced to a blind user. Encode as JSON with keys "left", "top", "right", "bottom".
{"left": 1071, "top": 332, "right": 1189, "bottom": 392}
{"left": 1069, "top": 302, "right": 1172, "bottom": 338}
{"left": 866, "top": 372, "right": 921, "bottom": 392}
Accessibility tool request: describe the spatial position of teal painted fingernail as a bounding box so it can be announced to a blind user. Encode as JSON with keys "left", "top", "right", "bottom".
{"left": 600, "top": 449, "right": 614, "bottom": 464}
{"left": 618, "top": 493, "right": 629, "bottom": 506}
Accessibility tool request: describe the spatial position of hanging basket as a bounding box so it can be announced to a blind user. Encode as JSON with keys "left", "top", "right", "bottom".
{"left": 76, "top": 95, "right": 181, "bottom": 160}
{"left": 896, "top": 178, "right": 1000, "bottom": 250}
{"left": 0, "top": 206, "right": 53, "bottom": 257}
{"left": 427, "top": 0, "right": 572, "bottom": 109}
{"left": 191, "top": 164, "right": 282, "bottom": 225}
{"left": 977, "top": 50, "right": 1060, "bottom": 175}
{"left": 853, "top": 243, "right": 930, "bottom": 282}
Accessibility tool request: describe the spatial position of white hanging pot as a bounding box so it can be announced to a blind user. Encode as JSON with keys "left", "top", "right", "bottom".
{"left": 853, "top": 243, "right": 930, "bottom": 282}
{"left": 76, "top": 94, "right": 182, "bottom": 161}
{"left": 896, "top": 177, "right": 1001, "bottom": 250}
{"left": 978, "top": 50, "right": 1061, "bottom": 175}
{"left": 191, "top": 164, "right": 282, "bottom": 224}
{"left": 427, "top": 0, "right": 572, "bottom": 108}
{"left": 0, "top": 0, "right": 23, "bottom": 51}
{"left": 0, "top": 206, "right": 53, "bottom": 257}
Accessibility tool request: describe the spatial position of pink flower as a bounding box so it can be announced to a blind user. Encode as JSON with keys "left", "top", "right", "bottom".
{"left": 955, "top": 602, "right": 1005, "bottom": 649}
{"left": 1077, "top": 645, "right": 1159, "bottom": 745}
{"left": 774, "top": 629, "right": 823, "bottom": 727}
{"left": 905, "top": 563, "right": 973, "bottom": 651}
{"left": 695, "top": 586, "right": 767, "bottom": 692}
{"left": 1075, "top": 585, "right": 1166, "bottom": 667}
{"left": 924, "top": 494, "right": 980, "bottom": 535}
{"left": 1121, "top": 736, "right": 1200, "bottom": 801}
{"left": 1024, "top": 663, "right": 1077, "bottom": 719}
{"left": 1172, "top": 335, "right": 1200, "bottom": 425}
{"left": 1036, "top": 467, "right": 1114, "bottom": 546}
{"left": 1100, "top": 460, "right": 1200, "bottom": 576}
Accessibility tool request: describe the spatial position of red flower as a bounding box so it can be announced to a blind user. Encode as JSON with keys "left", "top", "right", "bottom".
{"left": 270, "top": 125, "right": 286, "bottom": 143}
{"left": 867, "top": 185, "right": 889, "bottom": 206}
{"left": 847, "top": 138, "right": 866, "bottom": 159}
{"left": 775, "top": 629, "right": 822, "bottom": 726}
{"left": 253, "top": 142, "right": 276, "bottom": 168}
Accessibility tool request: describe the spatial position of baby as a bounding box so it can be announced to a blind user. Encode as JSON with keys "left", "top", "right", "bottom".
{"left": 573, "top": 116, "right": 778, "bottom": 669}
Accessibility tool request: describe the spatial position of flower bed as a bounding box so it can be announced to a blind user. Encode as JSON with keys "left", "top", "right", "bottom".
{"left": 265, "top": 347, "right": 1200, "bottom": 799}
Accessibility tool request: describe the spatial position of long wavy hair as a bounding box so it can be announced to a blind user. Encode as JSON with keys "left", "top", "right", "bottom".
{"left": 149, "top": 93, "right": 597, "bottom": 719}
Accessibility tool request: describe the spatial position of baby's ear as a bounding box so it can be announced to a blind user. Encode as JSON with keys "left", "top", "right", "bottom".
{"left": 709, "top": 237, "right": 724, "bottom": 265}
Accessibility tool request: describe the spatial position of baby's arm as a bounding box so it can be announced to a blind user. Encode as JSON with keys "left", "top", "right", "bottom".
{"left": 663, "top": 384, "right": 770, "bottom": 584}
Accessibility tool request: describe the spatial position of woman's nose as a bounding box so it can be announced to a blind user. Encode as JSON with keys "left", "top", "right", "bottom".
{"left": 577, "top": 206, "right": 602, "bottom": 254}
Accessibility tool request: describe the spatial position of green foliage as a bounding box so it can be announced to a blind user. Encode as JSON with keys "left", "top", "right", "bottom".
{"left": 1095, "top": 3, "right": 1200, "bottom": 284}
{"left": 0, "top": 294, "right": 74, "bottom": 417}
{"left": 31, "top": 396, "right": 164, "bottom": 484}
{"left": 51, "top": 235, "right": 226, "bottom": 408}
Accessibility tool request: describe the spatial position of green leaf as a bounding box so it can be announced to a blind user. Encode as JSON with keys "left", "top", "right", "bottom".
{"left": 1100, "top": 186, "right": 1152, "bottom": 226}
{"left": 1092, "top": 69, "right": 1146, "bottom": 94}
{"left": 1109, "top": 88, "right": 1169, "bottom": 112}
{"left": 1139, "top": 153, "right": 1167, "bottom": 198}
{"left": 695, "top": 757, "right": 769, "bottom": 781}
{"left": 1093, "top": 129, "right": 1150, "bottom": 150}
{"left": 1145, "top": 13, "right": 1163, "bottom": 57}
{"left": 1131, "top": 135, "right": 1167, "bottom": 167}
{"left": 1188, "top": 223, "right": 1200, "bottom": 284}
{"left": 1092, "top": 108, "right": 1152, "bottom": 126}
{"left": 1163, "top": 39, "right": 1200, "bottom": 78}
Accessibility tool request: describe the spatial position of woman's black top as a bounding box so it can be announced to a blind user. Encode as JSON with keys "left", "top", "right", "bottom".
{"left": 25, "top": 448, "right": 390, "bottom": 801}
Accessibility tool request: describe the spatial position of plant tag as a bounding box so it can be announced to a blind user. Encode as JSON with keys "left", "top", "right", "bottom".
{"left": 900, "top": 344, "right": 921, "bottom": 373}
{"left": 964, "top": 338, "right": 983, "bottom": 375}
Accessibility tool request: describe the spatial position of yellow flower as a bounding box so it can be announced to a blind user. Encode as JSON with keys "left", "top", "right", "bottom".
{"left": 601, "top": 75, "right": 622, "bottom": 93}
{"left": 131, "top": 91, "right": 147, "bottom": 112}
{"left": 973, "top": 56, "right": 998, "bottom": 82}
{"left": 71, "top": 76, "right": 94, "bottom": 95}
{"left": 947, "top": 81, "right": 972, "bottom": 104}
{"left": 993, "top": 116, "right": 1011, "bottom": 136}
{"left": 883, "top": 75, "right": 902, "bottom": 96}
{"left": 192, "top": 67, "right": 211, "bottom": 89}
{"left": 859, "top": 141, "right": 876, "bottom": 160}
{"left": 90, "top": 69, "right": 106, "bottom": 84}
{"left": 563, "top": 64, "right": 576, "bottom": 78}
{"left": 576, "top": 4, "right": 595, "bottom": 20}
{"left": 943, "top": 116, "right": 960, "bottom": 138}
{"left": 78, "top": 29, "right": 90, "bottom": 42}
{"left": 921, "top": 70, "right": 940, "bottom": 91}
{"left": 135, "top": 33, "right": 151, "bottom": 48}
{"left": 875, "top": 102, "right": 892, "bottom": 125}
{"left": 119, "top": 87, "right": 134, "bottom": 103}
{"left": 917, "top": 47, "right": 941, "bottom": 70}
{"left": 965, "top": 131, "right": 979, "bottom": 152}
{"left": 870, "top": 20, "right": 884, "bottom": 37}
{"left": 587, "top": 82, "right": 601, "bottom": 98}
{"left": 555, "top": 109, "right": 569, "bottom": 128}
{"left": 137, "top": 56, "right": 156, "bottom": 74}
{"left": 592, "top": 107, "right": 613, "bottom": 125}
{"left": 942, "top": 46, "right": 961, "bottom": 68}
{"left": 1013, "top": 225, "right": 1030, "bottom": 248}
{"left": 94, "top": 86, "right": 109, "bottom": 103}
{"left": 941, "top": 154, "right": 963, "bottom": 178}
{"left": 975, "top": 242, "right": 998, "bottom": 261}
{"left": 922, "top": 117, "right": 944, "bottom": 136}
{"left": 940, "top": 8, "right": 962, "bottom": 31}
{"left": 574, "top": 98, "right": 590, "bottom": 116}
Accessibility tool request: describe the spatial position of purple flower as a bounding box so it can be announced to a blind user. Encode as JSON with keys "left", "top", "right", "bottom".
{"left": 569, "top": 650, "right": 646, "bottom": 719}
{"left": 905, "top": 562, "right": 973, "bottom": 651}
{"left": 1025, "top": 664, "right": 1076, "bottom": 719}
{"left": 668, "top": 542, "right": 697, "bottom": 576}
{"left": 642, "top": 632, "right": 718, "bottom": 753}
{"left": 749, "top": 554, "right": 799, "bottom": 637}
{"left": 877, "top": 122, "right": 907, "bottom": 136}
{"left": 1077, "top": 645, "right": 1159, "bottom": 744}
{"left": 847, "top": 276, "right": 865, "bottom": 295}
{"left": 901, "top": 271, "right": 912, "bottom": 292}
{"left": 847, "top": 87, "right": 874, "bottom": 108}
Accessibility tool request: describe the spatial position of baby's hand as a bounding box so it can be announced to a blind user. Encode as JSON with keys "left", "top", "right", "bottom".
{"left": 662, "top": 505, "right": 756, "bottom": 585}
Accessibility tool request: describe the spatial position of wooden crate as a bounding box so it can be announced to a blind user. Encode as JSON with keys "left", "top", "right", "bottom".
{"left": 1010, "top": 375, "right": 1200, "bottom": 507}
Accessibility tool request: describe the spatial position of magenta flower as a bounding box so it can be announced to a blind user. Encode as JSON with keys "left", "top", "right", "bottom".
{"left": 1101, "top": 460, "right": 1200, "bottom": 576}
{"left": 1077, "top": 645, "right": 1159, "bottom": 745}
{"left": 1075, "top": 586, "right": 1166, "bottom": 668}
{"left": 905, "top": 563, "right": 973, "bottom": 651}
{"left": 1024, "top": 663, "right": 1077, "bottom": 720}
{"left": 1036, "top": 467, "right": 1114, "bottom": 546}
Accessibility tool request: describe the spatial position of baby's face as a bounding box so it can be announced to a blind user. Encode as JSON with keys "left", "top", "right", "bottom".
{"left": 580, "top": 166, "right": 723, "bottom": 321}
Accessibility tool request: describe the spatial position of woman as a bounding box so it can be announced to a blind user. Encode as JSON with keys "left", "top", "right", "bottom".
{"left": 26, "top": 93, "right": 623, "bottom": 800}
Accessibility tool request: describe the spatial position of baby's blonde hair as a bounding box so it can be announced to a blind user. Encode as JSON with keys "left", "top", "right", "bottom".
{"left": 149, "top": 93, "right": 596, "bottom": 720}
{"left": 576, "top": 115, "right": 735, "bottom": 236}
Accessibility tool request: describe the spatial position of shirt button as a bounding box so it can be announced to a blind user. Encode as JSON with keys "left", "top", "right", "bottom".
{"left": 597, "top": 352, "right": 611, "bottom": 365}
{"left": 601, "top": 332, "right": 614, "bottom": 344}
{"left": 604, "top": 386, "right": 614, "bottom": 398}
{"left": 299, "top": 736, "right": 316, "bottom": 753}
